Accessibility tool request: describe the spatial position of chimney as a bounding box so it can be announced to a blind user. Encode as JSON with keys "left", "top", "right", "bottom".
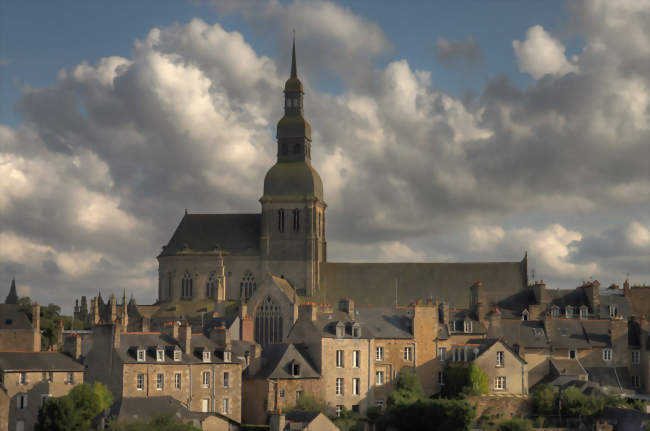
{"left": 92, "top": 297, "right": 100, "bottom": 325}
{"left": 269, "top": 412, "right": 286, "bottom": 431}
{"left": 624, "top": 279, "right": 630, "bottom": 297}
{"left": 609, "top": 316, "right": 628, "bottom": 364}
{"left": 246, "top": 343, "right": 263, "bottom": 377}
{"left": 299, "top": 303, "right": 318, "bottom": 322}
{"left": 440, "top": 302, "right": 450, "bottom": 325}
{"left": 339, "top": 298, "right": 355, "bottom": 319}
{"left": 141, "top": 317, "right": 150, "bottom": 332}
{"left": 210, "top": 325, "right": 231, "bottom": 348}
{"left": 56, "top": 320, "right": 64, "bottom": 347}
{"left": 31, "top": 302, "right": 40, "bottom": 329}
{"left": 112, "top": 321, "right": 121, "bottom": 349}
{"left": 584, "top": 281, "right": 600, "bottom": 313}
{"left": 65, "top": 334, "right": 83, "bottom": 361}
{"left": 470, "top": 281, "right": 487, "bottom": 322}
{"left": 74, "top": 334, "right": 82, "bottom": 360}
{"left": 489, "top": 306, "right": 501, "bottom": 329}
{"left": 109, "top": 293, "right": 117, "bottom": 322}
{"left": 532, "top": 281, "right": 547, "bottom": 305}
{"left": 413, "top": 299, "right": 439, "bottom": 340}
{"left": 179, "top": 323, "right": 192, "bottom": 355}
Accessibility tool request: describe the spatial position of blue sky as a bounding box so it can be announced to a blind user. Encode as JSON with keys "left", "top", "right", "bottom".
{"left": 0, "top": 0, "right": 648, "bottom": 310}
{"left": 1, "top": 1, "right": 577, "bottom": 125}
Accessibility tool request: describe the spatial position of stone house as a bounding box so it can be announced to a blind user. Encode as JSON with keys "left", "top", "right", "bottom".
{"left": 1, "top": 280, "right": 40, "bottom": 352}
{"left": 84, "top": 320, "right": 249, "bottom": 424}
{"left": 0, "top": 352, "right": 85, "bottom": 431}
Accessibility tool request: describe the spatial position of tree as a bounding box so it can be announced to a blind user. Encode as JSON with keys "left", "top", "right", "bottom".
{"left": 495, "top": 418, "right": 533, "bottom": 431}
{"left": 532, "top": 384, "right": 557, "bottom": 417}
{"left": 110, "top": 415, "right": 201, "bottom": 431}
{"left": 388, "top": 368, "right": 425, "bottom": 407}
{"left": 332, "top": 407, "right": 364, "bottom": 431}
{"left": 440, "top": 363, "right": 488, "bottom": 398}
{"left": 467, "top": 364, "right": 489, "bottom": 395}
{"left": 388, "top": 398, "right": 476, "bottom": 431}
{"left": 285, "top": 394, "right": 330, "bottom": 415}
{"left": 35, "top": 382, "right": 113, "bottom": 431}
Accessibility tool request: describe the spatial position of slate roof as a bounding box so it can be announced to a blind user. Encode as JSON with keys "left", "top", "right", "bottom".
{"left": 585, "top": 366, "right": 633, "bottom": 392}
{"left": 597, "top": 293, "right": 632, "bottom": 319}
{"left": 159, "top": 213, "right": 261, "bottom": 257}
{"left": 318, "top": 259, "right": 527, "bottom": 309}
{"left": 116, "top": 396, "right": 239, "bottom": 426}
{"left": 544, "top": 319, "right": 592, "bottom": 349}
{"left": 0, "top": 352, "right": 85, "bottom": 372}
{"left": 252, "top": 343, "right": 319, "bottom": 379}
{"left": 285, "top": 411, "right": 320, "bottom": 423}
{"left": 487, "top": 319, "right": 549, "bottom": 348}
{"left": 310, "top": 307, "right": 414, "bottom": 339}
{"left": 449, "top": 310, "right": 487, "bottom": 335}
{"left": 550, "top": 358, "right": 587, "bottom": 376}
{"left": 0, "top": 304, "right": 32, "bottom": 330}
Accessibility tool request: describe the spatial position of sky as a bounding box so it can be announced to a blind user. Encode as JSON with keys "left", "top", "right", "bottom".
{"left": 0, "top": 0, "right": 648, "bottom": 313}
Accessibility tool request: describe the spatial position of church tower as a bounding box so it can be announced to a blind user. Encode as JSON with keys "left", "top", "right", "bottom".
{"left": 260, "top": 37, "right": 327, "bottom": 297}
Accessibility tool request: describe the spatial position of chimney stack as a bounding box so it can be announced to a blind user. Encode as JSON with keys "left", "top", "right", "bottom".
{"left": 624, "top": 279, "right": 630, "bottom": 297}
{"left": 338, "top": 298, "right": 355, "bottom": 319}
{"left": 179, "top": 323, "right": 192, "bottom": 355}
{"left": 210, "top": 325, "right": 231, "bottom": 348}
{"left": 299, "top": 303, "right": 318, "bottom": 322}
{"left": 112, "top": 321, "right": 121, "bottom": 349}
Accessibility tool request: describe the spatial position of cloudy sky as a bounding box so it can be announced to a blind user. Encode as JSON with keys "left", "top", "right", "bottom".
{"left": 1, "top": 0, "right": 648, "bottom": 312}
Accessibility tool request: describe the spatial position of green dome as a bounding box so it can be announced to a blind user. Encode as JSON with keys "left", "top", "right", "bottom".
{"left": 263, "top": 161, "right": 323, "bottom": 201}
{"left": 285, "top": 77, "right": 303, "bottom": 93}
{"left": 277, "top": 114, "right": 311, "bottom": 140}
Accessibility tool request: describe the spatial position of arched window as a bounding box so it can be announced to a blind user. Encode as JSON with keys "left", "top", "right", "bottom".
{"left": 240, "top": 271, "right": 256, "bottom": 299}
{"left": 522, "top": 309, "right": 529, "bottom": 321}
{"left": 181, "top": 271, "right": 193, "bottom": 299}
{"left": 278, "top": 209, "right": 285, "bottom": 233}
{"left": 254, "top": 295, "right": 283, "bottom": 347}
{"left": 550, "top": 305, "right": 559, "bottom": 318}
{"left": 292, "top": 209, "right": 300, "bottom": 232}
{"left": 206, "top": 272, "right": 217, "bottom": 298}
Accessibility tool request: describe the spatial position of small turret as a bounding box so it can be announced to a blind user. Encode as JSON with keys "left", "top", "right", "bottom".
{"left": 5, "top": 277, "right": 18, "bottom": 304}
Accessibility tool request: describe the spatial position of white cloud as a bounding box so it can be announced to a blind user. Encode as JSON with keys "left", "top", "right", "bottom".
{"left": 513, "top": 25, "right": 579, "bottom": 79}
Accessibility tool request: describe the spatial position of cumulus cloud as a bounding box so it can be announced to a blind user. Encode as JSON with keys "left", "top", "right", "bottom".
{"left": 513, "top": 25, "right": 578, "bottom": 79}
{"left": 436, "top": 36, "right": 482, "bottom": 65}
{"left": 2, "top": 0, "right": 649, "bottom": 309}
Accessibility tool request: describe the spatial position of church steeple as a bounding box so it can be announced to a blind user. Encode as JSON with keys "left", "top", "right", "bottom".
{"left": 5, "top": 277, "right": 18, "bottom": 304}
{"left": 290, "top": 32, "right": 298, "bottom": 79}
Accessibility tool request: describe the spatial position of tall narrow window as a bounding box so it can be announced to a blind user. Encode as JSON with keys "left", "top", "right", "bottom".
{"left": 206, "top": 272, "right": 216, "bottom": 298}
{"left": 566, "top": 306, "right": 574, "bottom": 319}
{"left": 168, "top": 273, "right": 173, "bottom": 299}
{"left": 223, "top": 372, "right": 230, "bottom": 388}
{"left": 136, "top": 374, "right": 144, "bottom": 390}
{"left": 336, "top": 350, "right": 344, "bottom": 368}
{"left": 353, "top": 350, "right": 360, "bottom": 368}
{"left": 293, "top": 209, "right": 300, "bottom": 232}
{"left": 240, "top": 271, "right": 256, "bottom": 299}
{"left": 494, "top": 376, "right": 506, "bottom": 390}
{"left": 404, "top": 347, "right": 413, "bottom": 361}
{"left": 376, "top": 371, "right": 384, "bottom": 385}
{"left": 174, "top": 373, "right": 181, "bottom": 390}
{"left": 496, "top": 351, "right": 504, "bottom": 367}
{"left": 222, "top": 398, "right": 230, "bottom": 414}
{"left": 202, "top": 371, "right": 211, "bottom": 388}
{"left": 353, "top": 378, "right": 360, "bottom": 395}
{"left": 181, "top": 271, "right": 193, "bottom": 298}
{"left": 336, "top": 378, "right": 344, "bottom": 395}
{"left": 156, "top": 374, "right": 164, "bottom": 390}
{"left": 376, "top": 346, "right": 384, "bottom": 361}
{"left": 278, "top": 209, "right": 285, "bottom": 233}
{"left": 254, "top": 295, "right": 283, "bottom": 347}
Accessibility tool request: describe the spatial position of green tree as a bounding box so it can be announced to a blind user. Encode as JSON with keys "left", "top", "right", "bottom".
{"left": 332, "top": 407, "right": 364, "bottom": 431}
{"left": 532, "top": 384, "right": 557, "bottom": 417}
{"left": 467, "top": 364, "right": 489, "bottom": 395}
{"left": 495, "top": 417, "right": 533, "bottom": 431}
{"left": 285, "top": 394, "right": 330, "bottom": 415}
{"left": 388, "top": 368, "right": 425, "bottom": 407}
{"left": 388, "top": 398, "right": 476, "bottom": 431}
{"left": 110, "top": 415, "right": 200, "bottom": 431}
{"left": 35, "top": 382, "right": 113, "bottom": 431}
{"left": 441, "top": 364, "right": 469, "bottom": 398}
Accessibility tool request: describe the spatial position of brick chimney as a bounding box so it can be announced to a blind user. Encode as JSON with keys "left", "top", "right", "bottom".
{"left": 299, "top": 303, "right": 318, "bottom": 322}
{"left": 413, "top": 299, "right": 439, "bottom": 340}
{"left": 179, "top": 323, "right": 192, "bottom": 355}
{"left": 339, "top": 298, "right": 355, "bottom": 319}
{"left": 470, "top": 281, "right": 487, "bottom": 322}
{"left": 624, "top": 279, "right": 630, "bottom": 297}
{"left": 112, "top": 321, "right": 121, "bottom": 349}
{"left": 163, "top": 321, "right": 179, "bottom": 339}
{"left": 210, "top": 325, "right": 231, "bottom": 348}
{"left": 584, "top": 281, "right": 600, "bottom": 313}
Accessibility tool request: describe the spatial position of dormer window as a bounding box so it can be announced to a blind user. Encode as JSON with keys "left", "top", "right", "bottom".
{"left": 173, "top": 349, "right": 182, "bottom": 362}
{"left": 609, "top": 304, "right": 618, "bottom": 318}
{"left": 291, "top": 362, "right": 300, "bottom": 377}
{"left": 550, "top": 306, "right": 559, "bottom": 318}
{"left": 336, "top": 322, "right": 345, "bottom": 338}
{"left": 464, "top": 320, "right": 472, "bottom": 333}
{"left": 565, "top": 306, "right": 574, "bottom": 319}
{"left": 137, "top": 349, "right": 146, "bottom": 362}
{"left": 202, "top": 351, "right": 211, "bottom": 363}
{"left": 522, "top": 309, "right": 529, "bottom": 321}
{"left": 352, "top": 323, "right": 361, "bottom": 338}
{"left": 156, "top": 348, "right": 165, "bottom": 362}
{"left": 579, "top": 306, "right": 588, "bottom": 320}
{"left": 223, "top": 351, "right": 232, "bottom": 362}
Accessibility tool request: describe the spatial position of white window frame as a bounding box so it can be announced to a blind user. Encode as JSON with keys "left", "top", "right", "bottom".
{"left": 156, "top": 349, "right": 165, "bottom": 362}
{"left": 404, "top": 346, "right": 413, "bottom": 361}
{"left": 376, "top": 371, "right": 384, "bottom": 386}
{"left": 173, "top": 349, "right": 181, "bottom": 361}
{"left": 353, "top": 350, "right": 360, "bottom": 368}
{"left": 336, "top": 405, "right": 344, "bottom": 417}
{"left": 438, "top": 371, "right": 445, "bottom": 386}
{"left": 376, "top": 346, "right": 384, "bottom": 361}
{"left": 296, "top": 390, "right": 303, "bottom": 399}
{"left": 494, "top": 376, "right": 506, "bottom": 390}
{"left": 202, "top": 371, "right": 210, "bottom": 388}
{"left": 438, "top": 347, "right": 446, "bottom": 361}
{"left": 156, "top": 373, "right": 164, "bottom": 390}
{"left": 291, "top": 362, "right": 300, "bottom": 377}
{"left": 632, "top": 350, "right": 640, "bottom": 365}
{"left": 569, "top": 349, "right": 577, "bottom": 359}
{"left": 551, "top": 306, "right": 559, "bottom": 318}
{"left": 496, "top": 351, "right": 504, "bottom": 367}
{"left": 336, "top": 350, "right": 344, "bottom": 368}
{"left": 66, "top": 372, "right": 74, "bottom": 385}
{"left": 579, "top": 306, "right": 588, "bottom": 320}
{"left": 464, "top": 320, "right": 472, "bottom": 333}
{"left": 137, "top": 349, "right": 146, "bottom": 362}
{"left": 279, "top": 389, "right": 285, "bottom": 398}
{"left": 336, "top": 378, "right": 344, "bottom": 395}
{"left": 174, "top": 373, "right": 181, "bottom": 390}
{"left": 224, "top": 351, "right": 231, "bottom": 362}
{"left": 609, "top": 305, "right": 618, "bottom": 318}
{"left": 633, "top": 375, "right": 641, "bottom": 388}
{"left": 222, "top": 398, "right": 230, "bottom": 414}
{"left": 603, "top": 348, "right": 613, "bottom": 361}
{"left": 353, "top": 377, "right": 360, "bottom": 395}
{"left": 566, "top": 306, "right": 573, "bottom": 319}
{"left": 375, "top": 399, "right": 384, "bottom": 409}
{"left": 223, "top": 372, "right": 230, "bottom": 388}
{"left": 19, "top": 372, "right": 27, "bottom": 385}
{"left": 202, "top": 351, "right": 211, "bottom": 363}
{"left": 136, "top": 373, "right": 144, "bottom": 390}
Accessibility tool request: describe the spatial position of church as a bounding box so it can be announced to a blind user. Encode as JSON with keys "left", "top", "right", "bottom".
{"left": 76, "top": 40, "right": 527, "bottom": 348}
{"left": 154, "top": 40, "right": 528, "bottom": 347}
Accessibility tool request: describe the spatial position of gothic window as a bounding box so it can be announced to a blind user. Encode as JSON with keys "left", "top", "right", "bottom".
{"left": 293, "top": 209, "right": 300, "bottom": 232}
{"left": 206, "top": 272, "right": 216, "bottom": 298}
{"left": 278, "top": 209, "right": 285, "bottom": 233}
{"left": 181, "top": 271, "right": 193, "bottom": 298}
{"left": 254, "top": 295, "right": 283, "bottom": 347}
{"left": 240, "top": 271, "right": 256, "bottom": 299}
{"left": 522, "top": 309, "right": 529, "bottom": 321}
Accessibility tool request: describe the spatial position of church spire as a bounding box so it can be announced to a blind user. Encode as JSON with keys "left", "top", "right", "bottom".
{"left": 290, "top": 30, "right": 297, "bottom": 79}
{"left": 5, "top": 277, "right": 18, "bottom": 304}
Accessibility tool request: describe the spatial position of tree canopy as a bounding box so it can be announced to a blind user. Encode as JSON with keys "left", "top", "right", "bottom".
{"left": 35, "top": 382, "right": 113, "bottom": 431}
{"left": 110, "top": 415, "right": 201, "bottom": 431}
{"left": 388, "top": 398, "right": 476, "bottom": 431}
{"left": 387, "top": 368, "right": 425, "bottom": 407}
